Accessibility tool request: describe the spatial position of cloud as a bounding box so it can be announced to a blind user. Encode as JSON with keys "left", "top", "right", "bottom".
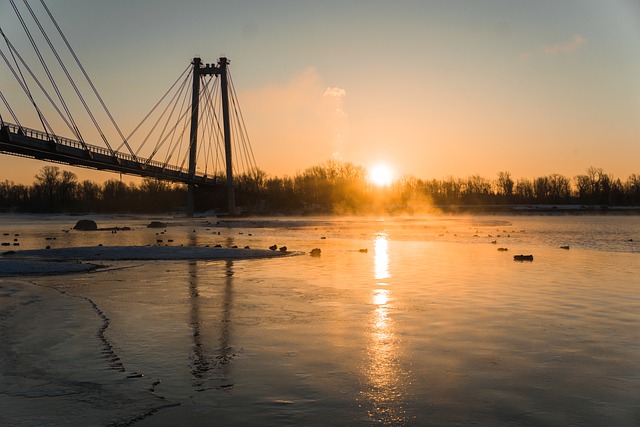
{"left": 520, "top": 34, "right": 587, "bottom": 61}
{"left": 238, "top": 68, "right": 349, "bottom": 174}
{"left": 543, "top": 34, "right": 587, "bottom": 55}
{"left": 323, "top": 86, "right": 347, "bottom": 118}
{"left": 322, "top": 87, "right": 348, "bottom": 155}
{"left": 324, "top": 87, "right": 346, "bottom": 98}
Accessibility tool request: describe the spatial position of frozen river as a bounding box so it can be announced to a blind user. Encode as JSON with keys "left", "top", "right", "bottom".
{"left": 1, "top": 213, "right": 639, "bottom": 426}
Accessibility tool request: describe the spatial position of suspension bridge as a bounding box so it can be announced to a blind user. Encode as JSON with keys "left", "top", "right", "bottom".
{"left": 0, "top": 1, "right": 261, "bottom": 216}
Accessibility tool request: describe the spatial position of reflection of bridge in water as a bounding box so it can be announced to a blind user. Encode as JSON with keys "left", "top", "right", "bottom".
{"left": 188, "top": 258, "right": 235, "bottom": 392}
{"left": 0, "top": 1, "right": 260, "bottom": 215}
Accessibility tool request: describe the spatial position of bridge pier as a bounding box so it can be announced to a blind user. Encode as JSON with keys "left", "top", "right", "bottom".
{"left": 218, "top": 57, "right": 237, "bottom": 216}
{"left": 186, "top": 57, "right": 236, "bottom": 217}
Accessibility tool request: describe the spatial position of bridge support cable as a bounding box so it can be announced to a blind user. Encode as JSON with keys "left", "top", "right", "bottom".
{"left": 9, "top": 0, "right": 88, "bottom": 151}
{"left": 201, "top": 75, "right": 226, "bottom": 180}
{"left": 148, "top": 81, "right": 191, "bottom": 170}
{"left": 166, "top": 80, "right": 197, "bottom": 173}
{"left": 0, "top": 27, "right": 57, "bottom": 137}
{"left": 228, "top": 72, "right": 259, "bottom": 188}
{"left": 21, "top": 0, "right": 118, "bottom": 159}
{"left": 0, "top": 90, "right": 22, "bottom": 128}
{"left": 117, "top": 64, "right": 190, "bottom": 154}
{"left": 37, "top": 0, "right": 138, "bottom": 160}
{"left": 135, "top": 70, "right": 192, "bottom": 162}
{"left": 198, "top": 75, "right": 224, "bottom": 179}
{"left": 163, "top": 95, "right": 189, "bottom": 169}
{"left": 161, "top": 88, "right": 192, "bottom": 172}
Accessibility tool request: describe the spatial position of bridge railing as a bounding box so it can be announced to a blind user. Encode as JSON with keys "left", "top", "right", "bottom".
{"left": 2, "top": 122, "right": 192, "bottom": 176}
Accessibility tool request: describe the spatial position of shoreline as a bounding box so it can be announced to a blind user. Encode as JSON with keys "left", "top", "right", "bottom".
{"left": 428, "top": 204, "right": 640, "bottom": 215}
{"left": 1, "top": 204, "right": 640, "bottom": 218}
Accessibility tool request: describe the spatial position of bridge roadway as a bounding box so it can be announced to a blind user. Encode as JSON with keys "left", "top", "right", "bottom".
{"left": 0, "top": 122, "right": 224, "bottom": 187}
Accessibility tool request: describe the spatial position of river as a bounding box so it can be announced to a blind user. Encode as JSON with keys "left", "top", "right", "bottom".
{"left": 1, "top": 213, "right": 639, "bottom": 426}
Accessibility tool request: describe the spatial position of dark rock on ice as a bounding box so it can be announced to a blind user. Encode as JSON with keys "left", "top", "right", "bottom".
{"left": 147, "top": 221, "right": 167, "bottom": 228}
{"left": 74, "top": 219, "right": 98, "bottom": 231}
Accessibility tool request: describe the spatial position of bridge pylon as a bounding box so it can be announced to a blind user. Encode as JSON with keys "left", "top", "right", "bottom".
{"left": 187, "top": 57, "right": 236, "bottom": 217}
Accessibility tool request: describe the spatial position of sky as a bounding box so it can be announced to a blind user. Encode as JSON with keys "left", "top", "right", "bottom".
{"left": 1, "top": 0, "right": 639, "bottom": 185}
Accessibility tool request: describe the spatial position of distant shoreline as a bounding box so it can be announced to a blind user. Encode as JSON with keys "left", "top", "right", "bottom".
{"left": 428, "top": 204, "right": 640, "bottom": 215}
{"left": 1, "top": 204, "right": 639, "bottom": 217}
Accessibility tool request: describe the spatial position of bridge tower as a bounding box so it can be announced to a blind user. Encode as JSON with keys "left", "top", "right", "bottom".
{"left": 187, "top": 57, "right": 236, "bottom": 217}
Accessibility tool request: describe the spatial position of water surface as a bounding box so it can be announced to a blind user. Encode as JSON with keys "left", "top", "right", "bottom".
{"left": 1, "top": 214, "right": 639, "bottom": 426}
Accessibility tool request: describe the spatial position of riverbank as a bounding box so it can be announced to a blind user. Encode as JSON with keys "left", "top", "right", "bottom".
{"left": 428, "top": 204, "right": 640, "bottom": 214}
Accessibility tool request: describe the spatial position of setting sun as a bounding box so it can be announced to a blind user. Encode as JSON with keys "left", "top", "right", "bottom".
{"left": 368, "top": 164, "right": 394, "bottom": 187}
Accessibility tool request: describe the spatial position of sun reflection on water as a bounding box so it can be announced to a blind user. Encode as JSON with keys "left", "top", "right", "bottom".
{"left": 361, "top": 232, "right": 408, "bottom": 425}
{"left": 374, "top": 233, "right": 390, "bottom": 280}
{"left": 372, "top": 288, "right": 389, "bottom": 306}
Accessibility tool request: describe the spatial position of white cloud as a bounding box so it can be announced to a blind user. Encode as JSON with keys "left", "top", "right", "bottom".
{"left": 520, "top": 34, "right": 588, "bottom": 61}
{"left": 544, "top": 34, "right": 587, "bottom": 55}
{"left": 323, "top": 87, "right": 346, "bottom": 98}
{"left": 323, "top": 86, "right": 347, "bottom": 117}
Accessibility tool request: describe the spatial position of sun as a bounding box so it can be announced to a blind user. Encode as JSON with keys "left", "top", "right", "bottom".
{"left": 368, "top": 164, "right": 394, "bottom": 187}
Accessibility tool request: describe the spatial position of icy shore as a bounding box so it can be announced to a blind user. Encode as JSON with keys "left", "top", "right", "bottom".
{"left": 0, "top": 245, "right": 294, "bottom": 276}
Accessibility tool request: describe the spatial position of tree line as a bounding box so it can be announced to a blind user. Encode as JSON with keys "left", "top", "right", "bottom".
{"left": 1, "top": 163, "right": 639, "bottom": 214}
{"left": 257, "top": 163, "right": 640, "bottom": 213}
{"left": 0, "top": 166, "right": 185, "bottom": 213}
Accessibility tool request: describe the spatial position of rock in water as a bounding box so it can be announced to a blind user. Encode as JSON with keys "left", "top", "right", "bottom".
{"left": 73, "top": 219, "right": 98, "bottom": 231}
{"left": 147, "top": 221, "right": 167, "bottom": 228}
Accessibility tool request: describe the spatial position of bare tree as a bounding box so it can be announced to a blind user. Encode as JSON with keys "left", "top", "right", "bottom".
{"left": 496, "top": 171, "right": 514, "bottom": 200}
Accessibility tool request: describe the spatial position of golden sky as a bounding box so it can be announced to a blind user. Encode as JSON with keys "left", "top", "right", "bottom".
{"left": 1, "top": 0, "right": 639, "bottom": 184}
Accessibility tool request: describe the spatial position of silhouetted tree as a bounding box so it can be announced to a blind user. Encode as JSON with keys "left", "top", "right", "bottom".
{"left": 59, "top": 170, "right": 78, "bottom": 209}
{"left": 575, "top": 167, "right": 614, "bottom": 205}
{"left": 547, "top": 174, "right": 571, "bottom": 203}
{"left": 625, "top": 174, "right": 640, "bottom": 204}
{"left": 77, "top": 180, "right": 101, "bottom": 212}
{"left": 496, "top": 171, "right": 514, "bottom": 202}
{"left": 32, "top": 166, "right": 61, "bottom": 211}
{"left": 462, "top": 175, "right": 492, "bottom": 204}
{"left": 514, "top": 178, "right": 534, "bottom": 202}
{"left": 102, "top": 179, "right": 129, "bottom": 212}
{"left": 2, "top": 164, "right": 640, "bottom": 213}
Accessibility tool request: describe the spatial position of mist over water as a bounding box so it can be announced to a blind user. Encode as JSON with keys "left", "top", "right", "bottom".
{"left": 1, "top": 213, "right": 639, "bottom": 426}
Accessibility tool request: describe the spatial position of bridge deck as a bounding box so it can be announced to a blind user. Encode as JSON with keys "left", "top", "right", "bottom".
{"left": 0, "top": 122, "right": 223, "bottom": 187}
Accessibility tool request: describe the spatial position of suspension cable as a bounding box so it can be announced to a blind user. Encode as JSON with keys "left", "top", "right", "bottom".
{"left": 0, "top": 25, "right": 53, "bottom": 134}
{"left": 22, "top": 0, "right": 119, "bottom": 157}
{"left": 37, "top": 0, "right": 137, "bottom": 158}
{"left": 150, "top": 71, "right": 192, "bottom": 168}
{"left": 136, "top": 74, "right": 188, "bottom": 157}
{"left": 0, "top": 27, "right": 50, "bottom": 134}
{"left": 203, "top": 76, "right": 222, "bottom": 177}
{"left": 202, "top": 74, "right": 225, "bottom": 178}
{"left": 0, "top": 90, "right": 22, "bottom": 127}
{"left": 229, "top": 73, "right": 258, "bottom": 177}
{"left": 139, "top": 68, "right": 191, "bottom": 160}
{"left": 157, "top": 76, "right": 192, "bottom": 170}
{"left": 121, "top": 64, "right": 190, "bottom": 151}
{"left": 158, "top": 83, "right": 191, "bottom": 169}
{"left": 198, "top": 76, "right": 218, "bottom": 176}
{"left": 10, "top": 0, "right": 86, "bottom": 145}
